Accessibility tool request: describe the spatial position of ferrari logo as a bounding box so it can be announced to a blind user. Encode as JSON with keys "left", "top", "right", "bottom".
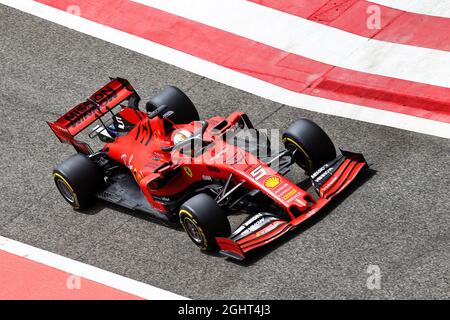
{"left": 184, "top": 167, "right": 193, "bottom": 178}
{"left": 264, "top": 176, "right": 281, "bottom": 188}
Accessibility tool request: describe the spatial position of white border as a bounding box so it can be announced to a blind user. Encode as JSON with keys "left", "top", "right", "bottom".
{"left": 0, "top": 0, "right": 448, "bottom": 298}
{"left": 0, "top": 0, "right": 449, "bottom": 140}
{"left": 0, "top": 236, "right": 189, "bottom": 300}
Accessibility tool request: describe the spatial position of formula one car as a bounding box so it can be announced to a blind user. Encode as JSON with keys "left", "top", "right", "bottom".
{"left": 48, "top": 78, "right": 367, "bottom": 260}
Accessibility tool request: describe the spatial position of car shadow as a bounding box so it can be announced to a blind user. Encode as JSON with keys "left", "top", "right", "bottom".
{"left": 77, "top": 167, "right": 376, "bottom": 264}
{"left": 226, "top": 167, "right": 377, "bottom": 266}
{"left": 79, "top": 200, "right": 183, "bottom": 231}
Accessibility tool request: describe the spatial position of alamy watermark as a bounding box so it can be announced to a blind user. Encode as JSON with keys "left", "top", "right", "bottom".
{"left": 367, "top": 5, "right": 382, "bottom": 30}
{"left": 66, "top": 274, "right": 82, "bottom": 290}
{"left": 366, "top": 264, "right": 381, "bottom": 290}
{"left": 66, "top": 5, "right": 81, "bottom": 16}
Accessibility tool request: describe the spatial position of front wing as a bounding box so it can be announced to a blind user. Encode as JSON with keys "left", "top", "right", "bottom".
{"left": 216, "top": 150, "right": 368, "bottom": 260}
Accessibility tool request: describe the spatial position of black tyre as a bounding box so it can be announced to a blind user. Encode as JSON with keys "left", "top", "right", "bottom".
{"left": 179, "top": 193, "right": 231, "bottom": 251}
{"left": 53, "top": 154, "right": 104, "bottom": 210}
{"left": 146, "top": 86, "right": 200, "bottom": 124}
{"left": 282, "top": 119, "right": 336, "bottom": 173}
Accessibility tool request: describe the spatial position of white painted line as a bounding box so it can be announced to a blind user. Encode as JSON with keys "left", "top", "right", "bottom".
{"left": 0, "top": 236, "right": 189, "bottom": 300}
{"left": 370, "top": 0, "right": 450, "bottom": 18}
{"left": 132, "top": 0, "right": 450, "bottom": 89}
{"left": 1, "top": 0, "right": 449, "bottom": 139}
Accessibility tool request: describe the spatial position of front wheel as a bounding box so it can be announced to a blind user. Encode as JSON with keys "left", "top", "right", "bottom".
{"left": 179, "top": 193, "right": 231, "bottom": 251}
{"left": 282, "top": 119, "right": 336, "bottom": 173}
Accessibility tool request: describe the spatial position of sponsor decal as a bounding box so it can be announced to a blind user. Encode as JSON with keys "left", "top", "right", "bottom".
{"left": 255, "top": 221, "right": 284, "bottom": 237}
{"left": 311, "top": 163, "right": 330, "bottom": 179}
{"left": 202, "top": 175, "right": 212, "bottom": 181}
{"left": 244, "top": 213, "right": 264, "bottom": 226}
{"left": 249, "top": 165, "right": 267, "bottom": 181}
{"left": 283, "top": 189, "right": 296, "bottom": 200}
{"left": 91, "top": 85, "right": 117, "bottom": 105}
{"left": 238, "top": 219, "right": 266, "bottom": 238}
{"left": 64, "top": 101, "right": 97, "bottom": 128}
{"left": 64, "top": 85, "right": 118, "bottom": 128}
{"left": 321, "top": 176, "right": 339, "bottom": 193}
{"left": 114, "top": 116, "right": 125, "bottom": 130}
{"left": 314, "top": 167, "right": 334, "bottom": 184}
{"left": 121, "top": 153, "right": 133, "bottom": 168}
{"left": 275, "top": 183, "right": 289, "bottom": 195}
{"left": 312, "top": 155, "right": 345, "bottom": 190}
{"left": 264, "top": 176, "right": 281, "bottom": 188}
{"left": 233, "top": 213, "right": 266, "bottom": 238}
{"left": 184, "top": 167, "right": 193, "bottom": 178}
{"left": 153, "top": 195, "right": 171, "bottom": 202}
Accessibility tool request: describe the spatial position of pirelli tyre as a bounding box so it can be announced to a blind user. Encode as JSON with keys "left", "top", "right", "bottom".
{"left": 179, "top": 193, "right": 231, "bottom": 251}
{"left": 146, "top": 86, "right": 200, "bottom": 124}
{"left": 53, "top": 153, "right": 104, "bottom": 210}
{"left": 282, "top": 119, "right": 336, "bottom": 173}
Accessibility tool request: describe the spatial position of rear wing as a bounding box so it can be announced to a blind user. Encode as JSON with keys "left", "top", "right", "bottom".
{"left": 47, "top": 78, "right": 140, "bottom": 153}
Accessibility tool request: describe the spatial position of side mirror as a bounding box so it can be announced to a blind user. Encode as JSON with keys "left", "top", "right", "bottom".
{"left": 147, "top": 104, "right": 169, "bottom": 119}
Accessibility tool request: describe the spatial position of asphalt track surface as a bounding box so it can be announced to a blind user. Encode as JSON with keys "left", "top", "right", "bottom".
{"left": 0, "top": 5, "right": 449, "bottom": 299}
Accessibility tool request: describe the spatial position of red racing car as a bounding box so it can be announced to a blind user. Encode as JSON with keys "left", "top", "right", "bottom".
{"left": 48, "top": 78, "right": 367, "bottom": 260}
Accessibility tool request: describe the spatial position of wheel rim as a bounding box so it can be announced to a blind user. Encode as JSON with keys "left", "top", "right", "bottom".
{"left": 56, "top": 178, "right": 75, "bottom": 204}
{"left": 183, "top": 218, "right": 203, "bottom": 244}
{"left": 286, "top": 142, "right": 310, "bottom": 170}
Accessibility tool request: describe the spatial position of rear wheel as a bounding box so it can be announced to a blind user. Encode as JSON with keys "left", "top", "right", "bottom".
{"left": 146, "top": 86, "right": 199, "bottom": 124}
{"left": 53, "top": 153, "right": 104, "bottom": 210}
{"left": 179, "top": 193, "right": 231, "bottom": 251}
{"left": 282, "top": 119, "right": 336, "bottom": 173}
